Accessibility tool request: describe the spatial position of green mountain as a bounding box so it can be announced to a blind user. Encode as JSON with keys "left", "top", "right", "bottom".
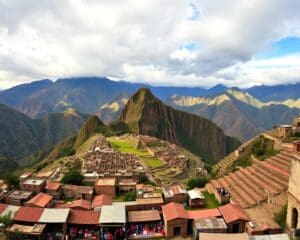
{"left": 167, "top": 89, "right": 300, "bottom": 142}
{"left": 0, "top": 104, "right": 88, "bottom": 162}
{"left": 119, "top": 88, "right": 240, "bottom": 162}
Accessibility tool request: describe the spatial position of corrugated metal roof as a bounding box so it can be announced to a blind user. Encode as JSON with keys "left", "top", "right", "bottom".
{"left": 39, "top": 208, "right": 70, "bottom": 223}
{"left": 100, "top": 205, "right": 126, "bottom": 224}
{"left": 249, "top": 234, "right": 290, "bottom": 240}
{"left": 0, "top": 205, "right": 20, "bottom": 218}
{"left": 188, "top": 189, "right": 205, "bottom": 200}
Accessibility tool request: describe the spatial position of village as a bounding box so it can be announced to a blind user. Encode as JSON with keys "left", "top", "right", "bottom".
{"left": 0, "top": 117, "right": 299, "bottom": 240}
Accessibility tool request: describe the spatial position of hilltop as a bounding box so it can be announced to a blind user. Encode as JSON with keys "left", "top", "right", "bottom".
{"left": 119, "top": 88, "right": 240, "bottom": 162}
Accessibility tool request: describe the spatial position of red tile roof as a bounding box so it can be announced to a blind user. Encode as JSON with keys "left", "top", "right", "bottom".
{"left": 92, "top": 194, "right": 112, "bottom": 209}
{"left": 25, "top": 193, "right": 53, "bottom": 208}
{"left": 70, "top": 199, "right": 91, "bottom": 210}
{"left": 45, "top": 181, "right": 61, "bottom": 191}
{"left": 162, "top": 202, "right": 188, "bottom": 221}
{"left": 68, "top": 209, "right": 100, "bottom": 225}
{"left": 187, "top": 208, "right": 222, "bottom": 219}
{"left": 14, "top": 206, "right": 44, "bottom": 222}
{"left": 0, "top": 204, "right": 7, "bottom": 214}
{"left": 219, "top": 204, "right": 249, "bottom": 223}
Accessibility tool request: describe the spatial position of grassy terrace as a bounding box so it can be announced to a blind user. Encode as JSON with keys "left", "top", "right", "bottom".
{"left": 107, "top": 136, "right": 164, "bottom": 168}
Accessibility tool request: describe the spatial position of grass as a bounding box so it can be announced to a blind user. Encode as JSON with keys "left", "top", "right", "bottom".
{"left": 113, "top": 195, "right": 125, "bottom": 202}
{"left": 107, "top": 136, "right": 164, "bottom": 168}
{"left": 202, "top": 191, "right": 220, "bottom": 209}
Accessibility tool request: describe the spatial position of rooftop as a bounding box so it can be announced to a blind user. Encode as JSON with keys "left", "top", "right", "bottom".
{"left": 187, "top": 208, "right": 222, "bottom": 219}
{"left": 219, "top": 204, "right": 249, "bottom": 224}
{"left": 7, "top": 190, "right": 33, "bottom": 200}
{"left": 45, "top": 181, "right": 61, "bottom": 191}
{"left": 194, "top": 217, "right": 227, "bottom": 230}
{"left": 35, "top": 170, "right": 54, "bottom": 179}
{"left": 68, "top": 209, "right": 100, "bottom": 225}
{"left": 25, "top": 193, "right": 53, "bottom": 208}
{"left": 23, "top": 178, "right": 45, "bottom": 186}
{"left": 39, "top": 208, "right": 70, "bottom": 223}
{"left": 198, "top": 233, "right": 248, "bottom": 240}
{"left": 162, "top": 202, "right": 188, "bottom": 221}
{"left": 162, "top": 185, "right": 187, "bottom": 198}
{"left": 70, "top": 199, "right": 91, "bottom": 210}
{"left": 188, "top": 189, "right": 205, "bottom": 200}
{"left": 95, "top": 177, "right": 116, "bottom": 186}
{"left": 100, "top": 205, "right": 126, "bottom": 224}
{"left": 128, "top": 210, "right": 161, "bottom": 223}
{"left": 92, "top": 194, "right": 113, "bottom": 209}
{"left": 8, "top": 224, "right": 46, "bottom": 236}
{"left": 14, "top": 206, "right": 44, "bottom": 222}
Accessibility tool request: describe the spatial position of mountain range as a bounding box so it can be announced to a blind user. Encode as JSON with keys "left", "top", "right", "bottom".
{"left": 1, "top": 77, "right": 300, "bottom": 143}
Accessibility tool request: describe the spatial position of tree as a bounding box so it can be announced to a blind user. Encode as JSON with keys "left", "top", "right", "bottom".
{"left": 61, "top": 170, "right": 84, "bottom": 185}
{"left": 0, "top": 210, "right": 13, "bottom": 227}
{"left": 124, "top": 191, "right": 136, "bottom": 201}
{"left": 3, "top": 173, "right": 19, "bottom": 190}
{"left": 187, "top": 177, "right": 208, "bottom": 190}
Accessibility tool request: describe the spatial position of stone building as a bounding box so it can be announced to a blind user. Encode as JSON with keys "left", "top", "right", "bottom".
{"left": 286, "top": 153, "right": 300, "bottom": 236}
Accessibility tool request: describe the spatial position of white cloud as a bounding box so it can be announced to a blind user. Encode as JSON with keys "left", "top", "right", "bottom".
{"left": 0, "top": 0, "right": 300, "bottom": 89}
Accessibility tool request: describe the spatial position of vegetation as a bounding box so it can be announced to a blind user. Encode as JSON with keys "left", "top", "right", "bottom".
{"left": 61, "top": 170, "right": 84, "bottom": 185}
{"left": 187, "top": 177, "right": 208, "bottom": 190}
{"left": 3, "top": 173, "right": 19, "bottom": 190}
{"left": 57, "top": 146, "right": 75, "bottom": 159}
{"left": 0, "top": 211, "right": 13, "bottom": 227}
{"left": 202, "top": 191, "right": 220, "bottom": 209}
{"left": 108, "top": 137, "right": 164, "bottom": 168}
{"left": 274, "top": 204, "right": 287, "bottom": 230}
{"left": 124, "top": 191, "right": 136, "bottom": 201}
{"left": 231, "top": 156, "right": 252, "bottom": 172}
{"left": 252, "top": 136, "right": 278, "bottom": 160}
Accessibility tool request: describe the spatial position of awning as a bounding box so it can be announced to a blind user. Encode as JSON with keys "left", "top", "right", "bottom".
{"left": 100, "top": 205, "right": 126, "bottom": 225}
{"left": 39, "top": 208, "right": 70, "bottom": 223}
{"left": 128, "top": 210, "right": 161, "bottom": 223}
{"left": 8, "top": 224, "right": 46, "bottom": 236}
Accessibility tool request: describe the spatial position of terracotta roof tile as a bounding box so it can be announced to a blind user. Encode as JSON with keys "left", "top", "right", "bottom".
{"left": 187, "top": 208, "right": 222, "bottom": 219}
{"left": 92, "top": 194, "right": 112, "bottom": 209}
{"left": 70, "top": 199, "right": 91, "bottom": 210}
{"left": 45, "top": 181, "right": 61, "bottom": 191}
{"left": 162, "top": 202, "right": 188, "bottom": 221}
{"left": 14, "top": 206, "right": 44, "bottom": 222}
{"left": 25, "top": 193, "right": 53, "bottom": 208}
{"left": 219, "top": 204, "right": 249, "bottom": 223}
{"left": 68, "top": 209, "right": 100, "bottom": 225}
{"left": 0, "top": 204, "right": 8, "bottom": 214}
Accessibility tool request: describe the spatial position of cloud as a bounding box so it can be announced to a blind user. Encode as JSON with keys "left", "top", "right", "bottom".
{"left": 0, "top": 0, "right": 300, "bottom": 89}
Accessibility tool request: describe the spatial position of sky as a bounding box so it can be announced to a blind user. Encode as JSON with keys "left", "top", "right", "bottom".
{"left": 0, "top": 0, "right": 300, "bottom": 89}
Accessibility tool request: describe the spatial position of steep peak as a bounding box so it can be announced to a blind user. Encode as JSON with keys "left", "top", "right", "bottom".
{"left": 74, "top": 115, "right": 106, "bottom": 149}
{"left": 63, "top": 108, "right": 80, "bottom": 117}
{"left": 131, "top": 88, "right": 157, "bottom": 103}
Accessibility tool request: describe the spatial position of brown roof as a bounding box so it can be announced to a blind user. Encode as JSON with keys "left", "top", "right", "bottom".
{"left": 25, "top": 193, "right": 53, "bottom": 208}
{"left": 136, "top": 184, "right": 154, "bottom": 193}
{"left": 92, "top": 194, "right": 112, "bottom": 209}
{"left": 128, "top": 210, "right": 161, "bottom": 223}
{"left": 162, "top": 202, "right": 188, "bottom": 221}
{"left": 68, "top": 209, "right": 100, "bottom": 225}
{"left": 198, "top": 233, "right": 248, "bottom": 240}
{"left": 219, "top": 204, "right": 249, "bottom": 223}
{"left": 35, "top": 170, "right": 54, "bottom": 178}
{"left": 14, "top": 206, "right": 44, "bottom": 222}
{"left": 70, "top": 199, "right": 91, "bottom": 210}
{"left": 45, "top": 181, "right": 61, "bottom": 191}
{"left": 0, "top": 204, "right": 7, "bottom": 214}
{"left": 95, "top": 178, "right": 116, "bottom": 186}
{"left": 187, "top": 208, "right": 222, "bottom": 219}
{"left": 136, "top": 197, "right": 164, "bottom": 205}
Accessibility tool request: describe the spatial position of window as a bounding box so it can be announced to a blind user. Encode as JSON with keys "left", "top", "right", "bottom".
{"left": 292, "top": 208, "right": 299, "bottom": 229}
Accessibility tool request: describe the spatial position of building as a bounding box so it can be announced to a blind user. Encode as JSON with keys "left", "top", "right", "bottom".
{"left": 35, "top": 170, "right": 55, "bottom": 179}
{"left": 136, "top": 184, "right": 155, "bottom": 199}
{"left": 162, "top": 185, "right": 188, "bottom": 204}
{"left": 286, "top": 152, "right": 300, "bottom": 236}
{"left": 277, "top": 125, "right": 292, "bottom": 139}
{"left": 162, "top": 202, "right": 188, "bottom": 238}
{"left": 70, "top": 199, "right": 91, "bottom": 210}
{"left": 294, "top": 141, "right": 300, "bottom": 152}
{"left": 118, "top": 178, "right": 137, "bottom": 194}
{"left": 92, "top": 194, "right": 112, "bottom": 211}
{"left": 219, "top": 204, "right": 249, "bottom": 233}
{"left": 25, "top": 193, "right": 53, "bottom": 208}
{"left": 19, "top": 178, "right": 46, "bottom": 194}
{"left": 62, "top": 185, "right": 94, "bottom": 200}
{"left": 5, "top": 190, "right": 33, "bottom": 206}
{"left": 45, "top": 181, "right": 62, "bottom": 200}
{"left": 19, "top": 172, "right": 33, "bottom": 182}
{"left": 188, "top": 189, "right": 205, "bottom": 208}
{"left": 193, "top": 218, "right": 227, "bottom": 237}
{"left": 95, "top": 178, "right": 116, "bottom": 196}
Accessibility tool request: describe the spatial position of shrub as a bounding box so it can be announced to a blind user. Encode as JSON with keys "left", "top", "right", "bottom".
{"left": 124, "top": 191, "right": 136, "bottom": 201}
{"left": 61, "top": 170, "right": 84, "bottom": 185}
{"left": 187, "top": 177, "right": 208, "bottom": 190}
{"left": 3, "top": 173, "right": 19, "bottom": 190}
{"left": 274, "top": 204, "right": 287, "bottom": 230}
